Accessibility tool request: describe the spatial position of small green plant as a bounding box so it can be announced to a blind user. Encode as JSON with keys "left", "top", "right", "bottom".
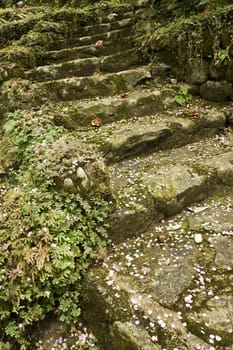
{"left": 175, "top": 86, "right": 192, "bottom": 106}
{"left": 196, "top": 0, "right": 209, "bottom": 7}
{"left": 214, "top": 47, "right": 231, "bottom": 67}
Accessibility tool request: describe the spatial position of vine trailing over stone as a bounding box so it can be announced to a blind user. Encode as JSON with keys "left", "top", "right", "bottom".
{"left": 0, "top": 109, "right": 110, "bottom": 348}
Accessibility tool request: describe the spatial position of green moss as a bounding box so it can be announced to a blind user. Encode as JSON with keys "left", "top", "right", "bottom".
{"left": 142, "top": 4, "right": 233, "bottom": 74}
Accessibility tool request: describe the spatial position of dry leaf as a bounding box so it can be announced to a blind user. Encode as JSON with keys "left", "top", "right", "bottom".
{"left": 93, "top": 71, "right": 102, "bottom": 77}
{"left": 186, "top": 108, "right": 198, "bottom": 117}
{"left": 91, "top": 117, "right": 102, "bottom": 127}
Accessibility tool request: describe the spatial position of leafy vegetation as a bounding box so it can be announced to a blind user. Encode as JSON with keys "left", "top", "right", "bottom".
{"left": 0, "top": 109, "right": 109, "bottom": 348}
{"left": 214, "top": 47, "right": 231, "bottom": 67}
{"left": 175, "top": 86, "right": 192, "bottom": 106}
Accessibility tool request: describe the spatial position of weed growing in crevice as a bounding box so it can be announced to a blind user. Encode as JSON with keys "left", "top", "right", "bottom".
{"left": 175, "top": 86, "right": 192, "bottom": 106}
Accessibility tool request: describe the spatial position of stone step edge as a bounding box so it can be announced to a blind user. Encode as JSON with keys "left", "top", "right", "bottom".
{"left": 0, "top": 66, "right": 152, "bottom": 110}
{"left": 66, "top": 27, "right": 133, "bottom": 48}
{"left": 24, "top": 48, "right": 139, "bottom": 82}
{"left": 98, "top": 109, "right": 225, "bottom": 162}
{"left": 81, "top": 269, "right": 211, "bottom": 350}
{"left": 37, "top": 85, "right": 178, "bottom": 130}
{"left": 41, "top": 35, "right": 135, "bottom": 64}
{"left": 108, "top": 150, "right": 233, "bottom": 243}
{"left": 79, "top": 17, "right": 134, "bottom": 37}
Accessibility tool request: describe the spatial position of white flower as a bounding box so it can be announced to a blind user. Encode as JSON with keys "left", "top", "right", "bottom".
{"left": 151, "top": 335, "right": 158, "bottom": 342}
{"left": 184, "top": 295, "right": 193, "bottom": 304}
{"left": 31, "top": 188, "right": 38, "bottom": 193}
{"left": 215, "top": 335, "right": 222, "bottom": 342}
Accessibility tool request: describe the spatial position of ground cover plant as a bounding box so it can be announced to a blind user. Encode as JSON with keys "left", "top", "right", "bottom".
{"left": 0, "top": 109, "right": 109, "bottom": 348}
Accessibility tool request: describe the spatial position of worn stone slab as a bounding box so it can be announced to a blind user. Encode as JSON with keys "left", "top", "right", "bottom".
{"left": 25, "top": 49, "right": 140, "bottom": 82}
{"left": 200, "top": 80, "right": 232, "bottom": 102}
{"left": 199, "top": 151, "right": 233, "bottom": 186}
{"left": 109, "top": 204, "right": 159, "bottom": 244}
{"left": 100, "top": 109, "right": 225, "bottom": 161}
{"left": 187, "top": 206, "right": 233, "bottom": 233}
{"left": 1, "top": 67, "right": 152, "bottom": 109}
{"left": 51, "top": 88, "right": 176, "bottom": 128}
{"left": 80, "top": 17, "right": 133, "bottom": 37}
{"left": 104, "top": 121, "right": 172, "bottom": 160}
{"left": 81, "top": 185, "right": 233, "bottom": 349}
{"left": 41, "top": 35, "right": 135, "bottom": 63}
{"left": 211, "top": 237, "right": 233, "bottom": 269}
{"left": 81, "top": 239, "right": 211, "bottom": 350}
{"left": 142, "top": 165, "right": 208, "bottom": 215}
{"left": 94, "top": 3, "right": 132, "bottom": 19}
{"left": 188, "top": 295, "right": 233, "bottom": 342}
{"left": 105, "top": 131, "right": 233, "bottom": 242}
{"left": 112, "top": 321, "right": 161, "bottom": 350}
{"left": 25, "top": 57, "right": 100, "bottom": 81}
{"left": 76, "top": 27, "right": 132, "bottom": 47}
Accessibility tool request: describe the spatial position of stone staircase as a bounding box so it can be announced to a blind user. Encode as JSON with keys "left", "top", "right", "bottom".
{"left": 1, "top": 2, "right": 233, "bottom": 349}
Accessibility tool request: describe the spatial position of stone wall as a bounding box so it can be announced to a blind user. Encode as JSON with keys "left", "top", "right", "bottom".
{"left": 143, "top": 2, "right": 233, "bottom": 102}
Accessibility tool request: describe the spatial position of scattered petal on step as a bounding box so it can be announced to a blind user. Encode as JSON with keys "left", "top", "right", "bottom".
{"left": 187, "top": 206, "right": 208, "bottom": 213}
{"left": 169, "top": 223, "right": 182, "bottom": 230}
{"left": 91, "top": 117, "right": 102, "bottom": 127}
{"left": 95, "top": 39, "right": 104, "bottom": 46}
{"left": 194, "top": 233, "right": 203, "bottom": 244}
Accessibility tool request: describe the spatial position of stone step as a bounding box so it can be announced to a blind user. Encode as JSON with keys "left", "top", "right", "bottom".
{"left": 81, "top": 186, "right": 233, "bottom": 349}
{"left": 106, "top": 132, "right": 233, "bottom": 243}
{"left": 94, "top": 3, "right": 132, "bottom": 20}
{"left": 41, "top": 36, "right": 135, "bottom": 64}
{"left": 97, "top": 107, "right": 225, "bottom": 162}
{"left": 47, "top": 86, "right": 177, "bottom": 129}
{"left": 59, "top": 27, "right": 133, "bottom": 49}
{"left": 0, "top": 7, "right": 134, "bottom": 65}
{"left": 0, "top": 28, "right": 135, "bottom": 74}
{"left": 1, "top": 66, "right": 152, "bottom": 110}
{"left": 78, "top": 17, "right": 134, "bottom": 37}
{"left": 25, "top": 49, "right": 140, "bottom": 82}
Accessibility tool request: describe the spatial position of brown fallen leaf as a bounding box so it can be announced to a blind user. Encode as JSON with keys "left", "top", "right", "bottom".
{"left": 91, "top": 117, "right": 102, "bottom": 127}
{"left": 93, "top": 70, "right": 102, "bottom": 77}
{"left": 121, "top": 92, "right": 129, "bottom": 98}
{"left": 186, "top": 108, "right": 198, "bottom": 117}
{"left": 157, "top": 235, "right": 166, "bottom": 243}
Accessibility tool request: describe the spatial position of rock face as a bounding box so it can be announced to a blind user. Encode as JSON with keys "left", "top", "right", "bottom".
{"left": 0, "top": 1, "right": 233, "bottom": 349}
{"left": 200, "top": 80, "right": 232, "bottom": 102}
{"left": 146, "top": 1, "right": 233, "bottom": 102}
